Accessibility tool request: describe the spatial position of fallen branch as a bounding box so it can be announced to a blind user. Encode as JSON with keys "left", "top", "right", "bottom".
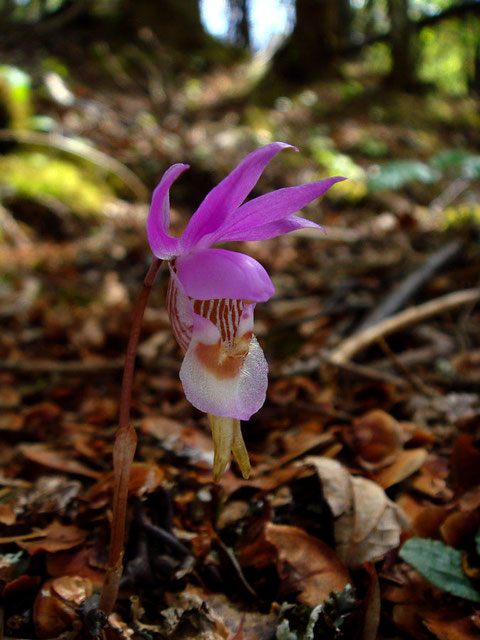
{"left": 0, "top": 358, "right": 124, "bottom": 374}
{"left": 329, "top": 288, "right": 480, "bottom": 365}
{"left": 0, "top": 130, "right": 149, "bottom": 202}
{"left": 357, "top": 239, "right": 463, "bottom": 331}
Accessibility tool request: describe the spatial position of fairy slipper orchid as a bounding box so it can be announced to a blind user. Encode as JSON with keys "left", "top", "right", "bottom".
{"left": 147, "top": 142, "right": 344, "bottom": 481}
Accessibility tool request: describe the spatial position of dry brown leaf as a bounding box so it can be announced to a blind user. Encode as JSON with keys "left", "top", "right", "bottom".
{"left": 306, "top": 456, "right": 407, "bottom": 569}
{"left": 203, "top": 593, "right": 277, "bottom": 640}
{"left": 264, "top": 522, "right": 350, "bottom": 606}
{"left": 17, "top": 521, "right": 87, "bottom": 554}
{"left": 348, "top": 409, "right": 404, "bottom": 471}
{"left": 34, "top": 576, "right": 91, "bottom": 638}
{"left": 141, "top": 415, "right": 213, "bottom": 457}
{"left": 451, "top": 434, "right": 480, "bottom": 494}
{"left": 375, "top": 448, "right": 428, "bottom": 489}
{"left": 362, "top": 563, "right": 381, "bottom": 640}
{"left": 0, "top": 412, "right": 24, "bottom": 431}
{"left": 46, "top": 548, "right": 105, "bottom": 586}
{"left": 440, "top": 509, "right": 480, "bottom": 549}
{"left": 424, "top": 611, "right": 480, "bottom": 640}
{"left": 411, "top": 454, "right": 453, "bottom": 501}
{"left": 0, "top": 501, "right": 16, "bottom": 525}
{"left": 19, "top": 443, "right": 100, "bottom": 479}
{"left": 87, "top": 461, "right": 164, "bottom": 508}
{"left": 411, "top": 505, "right": 450, "bottom": 539}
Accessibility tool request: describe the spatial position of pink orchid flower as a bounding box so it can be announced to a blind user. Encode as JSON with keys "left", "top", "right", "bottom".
{"left": 147, "top": 142, "right": 344, "bottom": 480}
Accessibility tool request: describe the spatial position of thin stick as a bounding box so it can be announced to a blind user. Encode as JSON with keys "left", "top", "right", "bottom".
{"left": 99, "top": 257, "right": 162, "bottom": 615}
{"left": 356, "top": 239, "right": 463, "bottom": 331}
{"left": 329, "top": 288, "right": 480, "bottom": 365}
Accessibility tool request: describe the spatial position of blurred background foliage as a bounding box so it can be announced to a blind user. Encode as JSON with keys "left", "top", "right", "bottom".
{"left": 0, "top": 0, "right": 479, "bottom": 229}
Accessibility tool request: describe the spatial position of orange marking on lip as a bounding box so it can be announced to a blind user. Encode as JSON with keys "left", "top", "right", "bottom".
{"left": 194, "top": 332, "right": 253, "bottom": 380}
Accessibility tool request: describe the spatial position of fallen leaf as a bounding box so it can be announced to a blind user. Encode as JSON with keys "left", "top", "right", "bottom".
{"left": 87, "top": 462, "right": 164, "bottom": 508}
{"left": 348, "top": 409, "right": 404, "bottom": 471}
{"left": 19, "top": 443, "right": 100, "bottom": 479}
{"left": 412, "top": 505, "right": 450, "bottom": 539}
{"left": 34, "top": 575, "right": 91, "bottom": 638}
{"left": 451, "top": 434, "right": 480, "bottom": 494}
{"left": 424, "top": 611, "right": 480, "bottom": 640}
{"left": 362, "top": 564, "right": 381, "bottom": 640}
{"left": 0, "top": 501, "right": 16, "bottom": 525}
{"left": 0, "top": 412, "right": 24, "bottom": 431}
{"left": 17, "top": 521, "right": 87, "bottom": 554}
{"left": 440, "top": 510, "right": 480, "bottom": 549}
{"left": 141, "top": 415, "right": 213, "bottom": 462}
{"left": 203, "top": 593, "right": 277, "bottom": 640}
{"left": 306, "top": 456, "right": 407, "bottom": 569}
{"left": 46, "top": 548, "right": 105, "bottom": 586}
{"left": 375, "top": 448, "right": 428, "bottom": 489}
{"left": 264, "top": 522, "right": 350, "bottom": 606}
{"left": 410, "top": 454, "right": 453, "bottom": 501}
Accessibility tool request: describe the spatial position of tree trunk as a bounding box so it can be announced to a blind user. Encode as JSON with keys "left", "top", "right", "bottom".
{"left": 119, "top": 0, "right": 209, "bottom": 52}
{"left": 229, "top": 0, "right": 250, "bottom": 49}
{"left": 270, "top": 0, "right": 351, "bottom": 83}
{"left": 386, "top": 0, "right": 418, "bottom": 89}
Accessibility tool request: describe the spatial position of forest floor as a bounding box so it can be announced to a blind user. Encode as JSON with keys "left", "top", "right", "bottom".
{"left": 1, "top": 41, "right": 480, "bottom": 639}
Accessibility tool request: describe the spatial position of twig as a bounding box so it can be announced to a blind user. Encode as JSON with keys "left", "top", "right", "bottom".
{"left": 276, "top": 353, "right": 409, "bottom": 388}
{"left": 323, "top": 356, "right": 409, "bottom": 388}
{"left": 357, "top": 239, "right": 463, "bottom": 331}
{"left": 377, "top": 337, "right": 439, "bottom": 397}
{"left": 329, "top": 288, "right": 480, "bottom": 365}
{"left": 0, "top": 357, "right": 181, "bottom": 375}
{"left": 429, "top": 178, "right": 471, "bottom": 213}
{"left": 370, "top": 325, "right": 454, "bottom": 369}
{"left": 0, "top": 204, "right": 32, "bottom": 246}
{"left": 0, "top": 358, "right": 124, "bottom": 374}
{"left": 99, "top": 257, "right": 162, "bottom": 616}
{"left": 0, "top": 130, "right": 149, "bottom": 202}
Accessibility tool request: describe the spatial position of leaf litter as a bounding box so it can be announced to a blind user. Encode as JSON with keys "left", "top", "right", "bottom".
{"left": 0, "top": 48, "right": 480, "bottom": 640}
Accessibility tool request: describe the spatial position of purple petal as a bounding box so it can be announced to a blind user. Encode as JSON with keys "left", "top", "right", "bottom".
{"left": 179, "top": 306, "right": 268, "bottom": 419}
{"left": 217, "top": 215, "right": 324, "bottom": 242}
{"left": 212, "top": 177, "right": 345, "bottom": 243}
{"left": 146, "top": 163, "right": 189, "bottom": 259}
{"left": 174, "top": 248, "right": 274, "bottom": 302}
{"left": 178, "top": 142, "right": 296, "bottom": 253}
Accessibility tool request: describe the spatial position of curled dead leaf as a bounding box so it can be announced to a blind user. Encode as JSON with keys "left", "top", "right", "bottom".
{"left": 348, "top": 410, "right": 404, "bottom": 471}
{"left": 34, "top": 575, "right": 92, "bottom": 638}
{"left": 263, "top": 522, "right": 350, "bottom": 606}
{"left": 17, "top": 521, "right": 87, "bottom": 554}
{"left": 375, "top": 448, "right": 428, "bottom": 489}
{"left": 306, "top": 456, "right": 408, "bottom": 569}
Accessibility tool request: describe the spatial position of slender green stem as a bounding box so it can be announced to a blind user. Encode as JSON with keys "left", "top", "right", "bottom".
{"left": 99, "top": 256, "right": 162, "bottom": 615}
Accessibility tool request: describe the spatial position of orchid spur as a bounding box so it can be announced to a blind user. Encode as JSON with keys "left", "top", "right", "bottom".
{"left": 147, "top": 142, "right": 344, "bottom": 481}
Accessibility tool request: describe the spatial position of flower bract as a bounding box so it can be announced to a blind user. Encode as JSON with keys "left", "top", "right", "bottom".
{"left": 147, "top": 142, "right": 344, "bottom": 479}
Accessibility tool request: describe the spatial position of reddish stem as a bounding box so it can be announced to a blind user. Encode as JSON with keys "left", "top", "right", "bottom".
{"left": 99, "top": 256, "right": 162, "bottom": 615}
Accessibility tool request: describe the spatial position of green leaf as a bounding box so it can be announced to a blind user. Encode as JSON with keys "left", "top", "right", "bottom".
{"left": 367, "top": 160, "right": 439, "bottom": 192}
{"left": 461, "top": 155, "right": 480, "bottom": 179}
{"left": 399, "top": 538, "right": 480, "bottom": 602}
{"left": 430, "top": 150, "right": 480, "bottom": 179}
{"left": 430, "top": 149, "right": 471, "bottom": 171}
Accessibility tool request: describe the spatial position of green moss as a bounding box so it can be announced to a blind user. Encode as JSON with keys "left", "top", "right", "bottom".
{"left": 443, "top": 203, "right": 480, "bottom": 229}
{"left": 0, "top": 65, "right": 31, "bottom": 129}
{"left": 0, "top": 152, "right": 112, "bottom": 217}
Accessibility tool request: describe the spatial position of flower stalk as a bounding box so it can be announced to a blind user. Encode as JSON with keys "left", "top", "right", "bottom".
{"left": 99, "top": 257, "right": 162, "bottom": 615}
